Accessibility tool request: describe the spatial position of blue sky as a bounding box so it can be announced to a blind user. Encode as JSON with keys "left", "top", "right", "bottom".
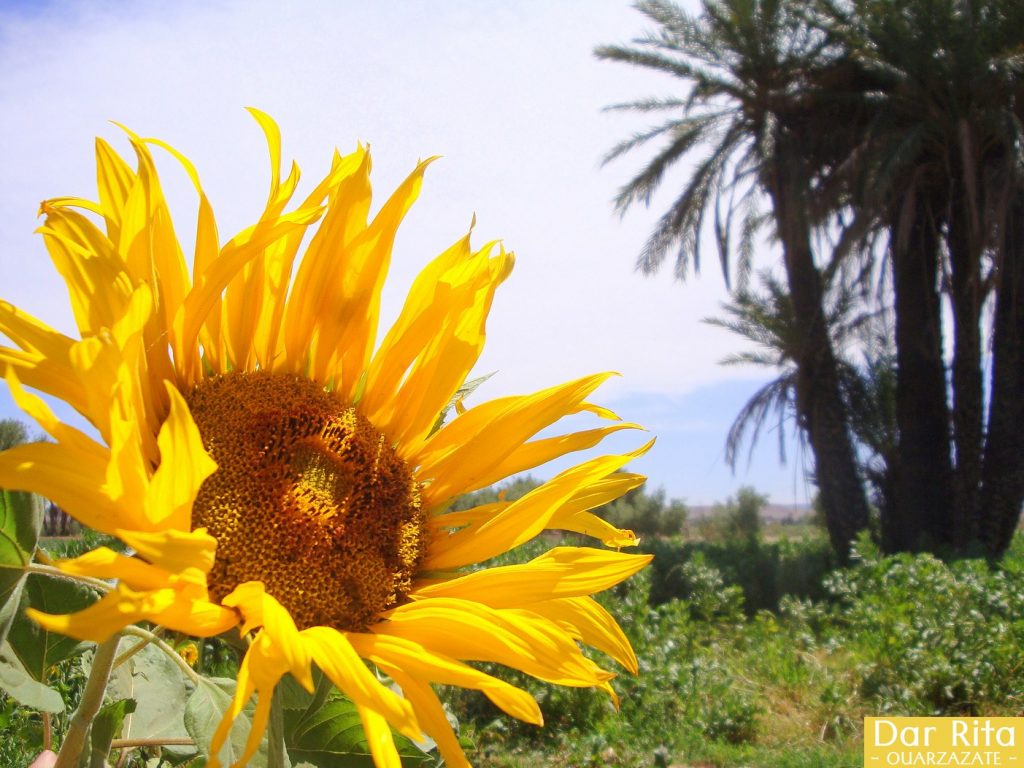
{"left": 0, "top": 0, "right": 812, "bottom": 505}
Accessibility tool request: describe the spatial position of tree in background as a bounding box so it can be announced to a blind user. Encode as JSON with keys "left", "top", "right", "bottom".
{"left": 597, "top": 0, "right": 870, "bottom": 558}
{"left": 600, "top": 483, "right": 688, "bottom": 538}
{"left": 705, "top": 268, "right": 899, "bottom": 526}
{"left": 811, "top": 0, "right": 1024, "bottom": 556}
{"left": 601, "top": 0, "right": 1024, "bottom": 559}
{"left": 700, "top": 486, "right": 768, "bottom": 545}
{"left": 0, "top": 419, "right": 30, "bottom": 451}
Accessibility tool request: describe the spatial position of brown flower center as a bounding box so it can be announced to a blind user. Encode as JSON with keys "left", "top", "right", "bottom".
{"left": 186, "top": 371, "right": 428, "bottom": 631}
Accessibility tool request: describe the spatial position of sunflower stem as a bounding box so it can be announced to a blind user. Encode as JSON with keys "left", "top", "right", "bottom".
{"left": 268, "top": 683, "right": 287, "bottom": 768}
{"left": 54, "top": 634, "right": 121, "bottom": 768}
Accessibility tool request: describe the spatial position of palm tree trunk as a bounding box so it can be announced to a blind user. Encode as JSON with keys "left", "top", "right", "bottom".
{"left": 768, "top": 143, "right": 870, "bottom": 559}
{"left": 889, "top": 194, "right": 954, "bottom": 552}
{"left": 947, "top": 188, "right": 985, "bottom": 552}
{"left": 979, "top": 191, "right": 1024, "bottom": 558}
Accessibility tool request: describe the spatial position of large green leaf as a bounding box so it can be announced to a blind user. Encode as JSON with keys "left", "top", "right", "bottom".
{"left": 0, "top": 490, "right": 43, "bottom": 645}
{"left": 7, "top": 572, "right": 97, "bottom": 682}
{"left": 105, "top": 639, "right": 193, "bottom": 760}
{"left": 88, "top": 698, "right": 137, "bottom": 768}
{"left": 285, "top": 698, "right": 435, "bottom": 768}
{"left": 0, "top": 640, "right": 64, "bottom": 712}
{"left": 278, "top": 671, "right": 317, "bottom": 711}
{"left": 184, "top": 676, "right": 266, "bottom": 768}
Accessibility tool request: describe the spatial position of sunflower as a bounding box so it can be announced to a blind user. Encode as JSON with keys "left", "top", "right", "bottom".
{"left": 0, "top": 110, "right": 652, "bottom": 768}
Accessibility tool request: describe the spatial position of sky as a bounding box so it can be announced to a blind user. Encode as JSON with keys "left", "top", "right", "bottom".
{"left": 0, "top": 0, "right": 812, "bottom": 507}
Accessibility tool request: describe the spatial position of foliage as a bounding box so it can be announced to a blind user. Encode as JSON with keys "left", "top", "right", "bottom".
{"left": 0, "top": 419, "right": 30, "bottom": 452}
{"left": 824, "top": 534, "right": 1024, "bottom": 714}
{"left": 596, "top": 483, "right": 687, "bottom": 538}
{"left": 460, "top": 531, "right": 1024, "bottom": 768}
{"left": 646, "top": 531, "right": 835, "bottom": 612}
{"left": 698, "top": 485, "right": 767, "bottom": 544}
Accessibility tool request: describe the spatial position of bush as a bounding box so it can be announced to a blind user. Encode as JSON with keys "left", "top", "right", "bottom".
{"left": 822, "top": 535, "right": 1024, "bottom": 714}
{"left": 646, "top": 535, "right": 835, "bottom": 612}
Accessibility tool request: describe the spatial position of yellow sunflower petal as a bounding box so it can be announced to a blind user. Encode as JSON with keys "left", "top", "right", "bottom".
{"left": 144, "top": 382, "right": 217, "bottom": 530}
{"left": 378, "top": 597, "right": 611, "bottom": 689}
{"left": 361, "top": 233, "right": 474, "bottom": 416}
{"left": 209, "top": 646, "right": 268, "bottom": 768}
{"left": 219, "top": 110, "right": 305, "bottom": 373}
{"left": 547, "top": 472, "right": 648, "bottom": 547}
{"left": 417, "top": 372, "right": 618, "bottom": 506}
{"left": 300, "top": 626, "right": 420, "bottom": 741}
{"left": 221, "top": 582, "right": 312, "bottom": 691}
{"left": 94, "top": 136, "right": 136, "bottom": 242}
{"left": 516, "top": 597, "right": 639, "bottom": 674}
{"left": 27, "top": 588, "right": 145, "bottom": 642}
{"left": 116, "top": 528, "right": 217, "bottom": 576}
{"left": 424, "top": 441, "right": 652, "bottom": 570}
{"left": 357, "top": 704, "right": 402, "bottom": 768}
{"left": 54, "top": 547, "right": 171, "bottom": 592}
{"left": 369, "top": 241, "right": 513, "bottom": 448}
{"left": 417, "top": 547, "right": 653, "bottom": 607}
{"left": 320, "top": 157, "right": 437, "bottom": 398}
{"left": 28, "top": 584, "right": 235, "bottom": 642}
{"left": 35, "top": 206, "right": 134, "bottom": 335}
{"left": 5, "top": 369, "right": 100, "bottom": 459}
{"left": 0, "top": 441, "right": 121, "bottom": 534}
{"left": 429, "top": 500, "right": 507, "bottom": 535}
{"left": 481, "top": 423, "right": 645, "bottom": 493}
{"left": 349, "top": 632, "right": 542, "bottom": 725}
{"left": 0, "top": 303, "right": 89, "bottom": 415}
{"left": 388, "top": 672, "right": 471, "bottom": 768}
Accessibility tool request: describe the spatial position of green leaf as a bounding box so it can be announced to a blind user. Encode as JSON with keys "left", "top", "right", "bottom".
{"left": 185, "top": 676, "right": 266, "bottom": 768}
{"left": 0, "top": 640, "right": 64, "bottom": 712}
{"left": 89, "top": 698, "right": 137, "bottom": 768}
{"left": 7, "top": 572, "right": 97, "bottom": 682}
{"left": 0, "top": 490, "right": 43, "bottom": 645}
{"left": 285, "top": 698, "right": 434, "bottom": 768}
{"left": 278, "top": 670, "right": 318, "bottom": 710}
{"left": 105, "top": 640, "right": 193, "bottom": 758}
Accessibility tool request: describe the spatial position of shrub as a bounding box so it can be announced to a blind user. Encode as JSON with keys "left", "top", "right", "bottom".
{"left": 822, "top": 536, "right": 1024, "bottom": 714}
{"left": 646, "top": 535, "right": 834, "bottom": 612}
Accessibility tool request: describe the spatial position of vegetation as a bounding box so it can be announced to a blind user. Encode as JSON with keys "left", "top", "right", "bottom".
{"left": 598, "top": 0, "right": 1024, "bottom": 559}
{"left": 445, "top": 516, "right": 1024, "bottom": 768}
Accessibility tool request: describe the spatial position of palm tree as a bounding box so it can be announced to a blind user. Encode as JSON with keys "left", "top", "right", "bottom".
{"left": 704, "top": 272, "right": 802, "bottom": 472}
{"left": 816, "top": 0, "right": 1024, "bottom": 555}
{"left": 597, "top": 0, "right": 870, "bottom": 556}
{"left": 706, "top": 267, "right": 898, "bottom": 519}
